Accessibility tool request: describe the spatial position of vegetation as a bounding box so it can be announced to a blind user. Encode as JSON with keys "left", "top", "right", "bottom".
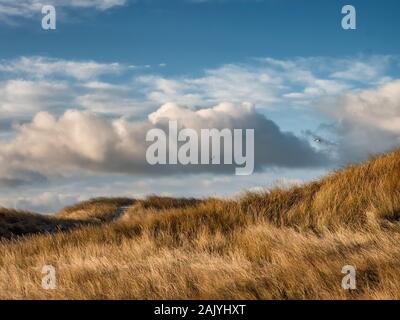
{"left": 1, "top": 149, "right": 400, "bottom": 299}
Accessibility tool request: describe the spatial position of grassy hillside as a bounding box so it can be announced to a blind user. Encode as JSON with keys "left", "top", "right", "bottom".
{"left": 1, "top": 149, "right": 400, "bottom": 299}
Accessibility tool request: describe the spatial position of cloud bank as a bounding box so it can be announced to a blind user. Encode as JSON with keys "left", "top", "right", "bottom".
{"left": 0, "top": 102, "right": 327, "bottom": 185}
{"left": 0, "top": 54, "right": 399, "bottom": 212}
{"left": 321, "top": 80, "right": 400, "bottom": 163}
{"left": 0, "top": 55, "right": 399, "bottom": 177}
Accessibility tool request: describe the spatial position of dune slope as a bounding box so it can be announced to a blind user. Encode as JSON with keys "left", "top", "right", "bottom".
{"left": 1, "top": 150, "right": 400, "bottom": 299}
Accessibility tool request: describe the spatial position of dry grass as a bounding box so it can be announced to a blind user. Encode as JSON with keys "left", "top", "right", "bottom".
{"left": 0, "top": 208, "right": 89, "bottom": 240}
{"left": 58, "top": 197, "right": 135, "bottom": 222}
{"left": 1, "top": 149, "right": 400, "bottom": 299}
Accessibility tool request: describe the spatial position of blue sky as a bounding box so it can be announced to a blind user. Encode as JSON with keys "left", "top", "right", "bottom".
{"left": 0, "top": 0, "right": 400, "bottom": 212}
{"left": 2, "top": 0, "right": 400, "bottom": 71}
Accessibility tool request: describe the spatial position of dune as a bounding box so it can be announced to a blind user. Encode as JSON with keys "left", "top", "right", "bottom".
{"left": 0, "top": 149, "right": 400, "bottom": 299}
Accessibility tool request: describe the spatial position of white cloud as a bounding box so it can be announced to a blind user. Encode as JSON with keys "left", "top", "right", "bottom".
{"left": 320, "top": 80, "right": 400, "bottom": 162}
{"left": 1, "top": 54, "right": 397, "bottom": 212}
{"left": 0, "top": 103, "right": 326, "bottom": 185}
{"left": 0, "top": 57, "right": 142, "bottom": 118}
{"left": 138, "top": 56, "right": 395, "bottom": 109}
{"left": 138, "top": 64, "right": 283, "bottom": 107}
{"left": 0, "top": 0, "right": 126, "bottom": 20}
{"left": 0, "top": 57, "right": 123, "bottom": 80}
{"left": 329, "top": 56, "right": 394, "bottom": 84}
{"left": 0, "top": 54, "right": 398, "bottom": 194}
{"left": 0, "top": 79, "right": 72, "bottom": 117}
{"left": 0, "top": 55, "right": 396, "bottom": 120}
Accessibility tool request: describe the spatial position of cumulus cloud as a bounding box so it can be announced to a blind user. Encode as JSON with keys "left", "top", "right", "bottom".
{"left": 0, "top": 110, "right": 147, "bottom": 177}
{"left": 321, "top": 80, "right": 400, "bottom": 162}
{"left": 0, "top": 102, "right": 327, "bottom": 184}
{"left": 0, "top": 54, "right": 398, "bottom": 194}
{"left": 149, "top": 102, "right": 328, "bottom": 169}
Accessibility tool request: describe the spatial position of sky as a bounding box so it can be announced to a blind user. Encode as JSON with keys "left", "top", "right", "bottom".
{"left": 0, "top": 0, "right": 400, "bottom": 213}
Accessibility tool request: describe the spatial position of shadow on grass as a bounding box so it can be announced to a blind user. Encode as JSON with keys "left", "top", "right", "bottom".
{"left": 0, "top": 208, "right": 93, "bottom": 240}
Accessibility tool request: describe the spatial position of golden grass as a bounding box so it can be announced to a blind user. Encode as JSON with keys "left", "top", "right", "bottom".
{"left": 1, "top": 149, "right": 400, "bottom": 299}
{"left": 58, "top": 197, "right": 134, "bottom": 222}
